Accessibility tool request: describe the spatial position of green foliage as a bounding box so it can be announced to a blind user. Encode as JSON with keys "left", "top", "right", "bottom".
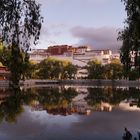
{"left": 63, "top": 62, "right": 77, "bottom": 79}
{"left": 87, "top": 60, "right": 104, "bottom": 79}
{"left": 25, "top": 61, "right": 38, "bottom": 79}
{"left": 0, "top": 0, "right": 43, "bottom": 87}
{"left": 37, "top": 57, "right": 77, "bottom": 79}
{"left": 0, "top": 42, "right": 3, "bottom": 52}
{"left": 37, "top": 58, "right": 62, "bottom": 79}
{"left": 0, "top": 45, "right": 11, "bottom": 68}
{"left": 0, "top": 45, "right": 35, "bottom": 81}
{"left": 0, "top": 45, "right": 25, "bottom": 85}
{"left": 87, "top": 60, "right": 123, "bottom": 80}
{"left": 118, "top": 0, "right": 140, "bottom": 79}
{"left": 103, "top": 62, "right": 123, "bottom": 80}
{"left": 128, "top": 68, "right": 139, "bottom": 80}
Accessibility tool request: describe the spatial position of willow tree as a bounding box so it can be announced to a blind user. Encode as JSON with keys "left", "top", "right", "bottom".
{"left": 0, "top": 0, "right": 43, "bottom": 87}
{"left": 118, "top": 0, "right": 140, "bottom": 78}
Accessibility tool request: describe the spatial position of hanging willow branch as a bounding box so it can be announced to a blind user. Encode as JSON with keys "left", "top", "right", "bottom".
{"left": 0, "top": 0, "right": 43, "bottom": 50}
{"left": 0, "top": 0, "right": 43, "bottom": 87}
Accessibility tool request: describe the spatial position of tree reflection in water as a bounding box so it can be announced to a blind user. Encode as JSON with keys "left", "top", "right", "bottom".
{"left": 0, "top": 88, "right": 24, "bottom": 123}
{"left": 86, "top": 87, "right": 140, "bottom": 111}
{"left": 0, "top": 86, "right": 78, "bottom": 123}
{"left": 0, "top": 86, "right": 140, "bottom": 123}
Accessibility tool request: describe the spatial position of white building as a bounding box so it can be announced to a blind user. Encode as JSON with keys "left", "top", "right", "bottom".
{"left": 29, "top": 49, "right": 49, "bottom": 63}
{"left": 29, "top": 47, "right": 115, "bottom": 66}
{"left": 48, "top": 55, "right": 87, "bottom": 67}
{"left": 28, "top": 47, "right": 120, "bottom": 78}
{"left": 73, "top": 49, "right": 112, "bottom": 65}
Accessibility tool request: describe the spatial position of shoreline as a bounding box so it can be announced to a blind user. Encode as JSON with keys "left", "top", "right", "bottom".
{"left": 22, "top": 79, "right": 140, "bottom": 87}
{"left": 1, "top": 79, "right": 140, "bottom": 88}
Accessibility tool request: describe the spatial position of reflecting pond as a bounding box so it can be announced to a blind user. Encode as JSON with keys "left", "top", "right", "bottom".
{"left": 0, "top": 86, "right": 140, "bottom": 140}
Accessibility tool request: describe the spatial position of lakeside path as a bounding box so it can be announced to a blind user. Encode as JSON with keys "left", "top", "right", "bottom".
{"left": 1, "top": 79, "right": 140, "bottom": 88}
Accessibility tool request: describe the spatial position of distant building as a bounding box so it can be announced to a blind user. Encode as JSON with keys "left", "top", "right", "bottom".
{"left": 76, "top": 68, "right": 88, "bottom": 79}
{"left": 74, "top": 46, "right": 90, "bottom": 53}
{"left": 129, "top": 51, "right": 140, "bottom": 69}
{"left": 110, "top": 53, "right": 121, "bottom": 63}
{"left": 73, "top": 49, "right": 113, "bottom": 65}
{"left": 28, "top": 45, "right": 120, "bottom": 78}
{"left": 47, "top": 45, "right": 73, "bottom": 55}
{"left": 0, "top": 66, "right": 10, "bottom": 80}
{"left": 48, "top": 55, "right": 87, "bottom": 67}
{"left": 29, "top": 49, "right": 49, "bottom": 63}
{"left": 100, "top": 102, "right": 112, "bottom": 112}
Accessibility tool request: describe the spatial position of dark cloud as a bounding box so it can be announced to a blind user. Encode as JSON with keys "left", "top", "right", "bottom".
{"left": 70, "top": 26, "right": 122, "bottom": 52}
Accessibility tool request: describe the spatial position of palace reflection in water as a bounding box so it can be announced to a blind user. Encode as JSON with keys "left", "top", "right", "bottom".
{"left": 0, "top": 86, "right": 140, "bottom": 140}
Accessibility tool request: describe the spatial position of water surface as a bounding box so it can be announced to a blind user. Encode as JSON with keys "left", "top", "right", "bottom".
{"left": 0, "top": 86, "right": 140, "bottom": 140}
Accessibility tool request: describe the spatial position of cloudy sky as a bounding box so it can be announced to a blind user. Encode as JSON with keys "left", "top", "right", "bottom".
{"left": 35, "top": 0, "right": 126, "bottom": 52}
